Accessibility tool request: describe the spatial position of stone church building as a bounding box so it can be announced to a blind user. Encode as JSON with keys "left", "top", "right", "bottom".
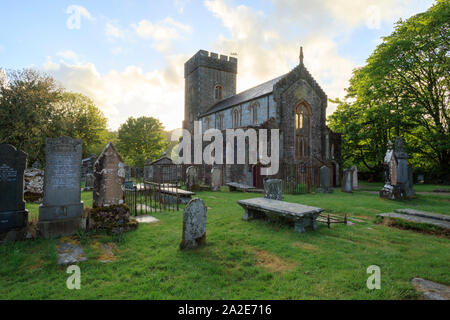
{"left": 182, "top": 48, "right": 341, "bottom": 188}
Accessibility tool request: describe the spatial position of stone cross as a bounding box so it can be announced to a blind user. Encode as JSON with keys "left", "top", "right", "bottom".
{"left": 180, "top": 198, "right": 207, "bottom": 250}
{"left": 351, "top": 165, "right": 358, "bottom": 190}
{"left": 341, "top": 169, "right": 353, "bottom": 193}
{"left": 210, "top": 167, "right": 222, "bottom": 191}
{"left": 93, "top": 142, "right": 125, "bottom": 207}
{"left": 0, "top": 144, "right": 28, "bottom": 232}
{"left": 264, "top": 179, "right": 283, "bottom": 200}
{"left": 37, "top": 137, "right": 84, "bottom": 238}
{"left": 318, "top": 165, "right": 333, "bottom": 193}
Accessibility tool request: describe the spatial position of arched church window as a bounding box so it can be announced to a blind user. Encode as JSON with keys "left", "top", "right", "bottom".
{"left": 215, "top": 85, "right": 223, "bottom": 100}
{"left": 249, "top": 102, "right": 258, "bottom": 125}
{"left": 217, "top": 113, "right": 224, "bottom": 130}
{"left": 295, "top": 102, "right": 311, "bottom": 160}
{"left": 232, "top": 108, "right": 240, "bottom": 128}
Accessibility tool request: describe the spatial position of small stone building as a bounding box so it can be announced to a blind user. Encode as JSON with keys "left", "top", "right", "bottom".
{"left": 182, "top": 48, "right": 341, "bottom": 187}
{"left": 144, "top": 156, "right": 179, "bottom": 183}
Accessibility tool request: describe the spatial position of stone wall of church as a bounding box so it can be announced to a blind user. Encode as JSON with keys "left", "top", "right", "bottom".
{"left": 275, "top": 76, "right": 327, "bottom": 164}
{"left": 200, "top": 94, "right": 277, "bottom": 132}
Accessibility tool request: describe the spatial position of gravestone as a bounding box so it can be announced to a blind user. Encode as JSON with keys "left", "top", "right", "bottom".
{"left": 264, "top": 179, "right": 283, "bottom": 200}
{"left": 186, "top": 166, "right": 198, "bottom": 191}
{"left": 317, "top": 165, "right": 333, "bottom": 193}
{"left": 180, "top": 198, "right": 207, "bottom": 250}
{"left": 351, "top": 165, "right": 358, "bottom": 190}
{"left": 380, "top": 138, "right": 415, "bottom": 200}
{"left": 341, "top": 169, "right": 353, "bottom": 193}
{"left": 84, "top": 173, "right": 94, "bottom": 190}
{"left": 93, "top": 142, "right": 125, "bottom": 207}
{"left": 0, "top": 144, "right": 28, "bottom": 233}
{"left": 37, "top": 137, "right": 84, "bottom": 238}
{"left": 210, "top": 167, "right": 221, "bottom": 191}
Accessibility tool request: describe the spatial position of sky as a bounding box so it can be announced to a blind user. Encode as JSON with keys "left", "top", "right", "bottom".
{"left": 0, "top": 0, "right": 436, "bottom": 131}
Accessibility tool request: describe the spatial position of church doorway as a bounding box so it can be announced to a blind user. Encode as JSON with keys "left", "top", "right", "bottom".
{"left": 253, "top": 163, "right": 265, "bottom": 189}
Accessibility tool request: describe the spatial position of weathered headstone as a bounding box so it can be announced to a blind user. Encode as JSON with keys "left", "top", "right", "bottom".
{"left": 37, "top": 137, "right": 84, "bottom": 238}
{"left": 180, "top": 198, "right": 207, "bottom": 250}
{"left": 351, "top": 165, "right": 358, "bottom": 190}
{"left": 264, "top": 179, "right": 283, "bottom": 200}
{"left": 186, "top": 166, "right": 198, "bottom": 191}
{"left": 93, "top": 142, "right": 125, "bottom": 207}
{"left": 0, "top": 144, "right": 28, "bottom": 233}
{"left": 380, "top": 138, "right": 415, "bottom": 200}
{"left": 341, "top": 169, "right": 353, "bottom": 193}
{"left": 317, "top": 165, "right": 333, "bottom": 193}
{"left": 84, "top": 173, "right": 94, "bottom": 190}
{"left": 210, "top": 167, "right": 222, "bottom": 191}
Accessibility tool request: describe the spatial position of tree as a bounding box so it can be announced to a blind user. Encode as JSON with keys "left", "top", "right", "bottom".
{"left": 0, "top": 69, "right": 110, "bottom": 163}
{"left": 329, "top": 0, "right": 450, "bottom": 178}
{"left": 0, "top": 69, "right": 63, "bottom": 162}
{"left": 116, "top": 116, "right": 168, "bottom": 167}
{"left": 55, "top": 92, "right": 109, "bottom": 158}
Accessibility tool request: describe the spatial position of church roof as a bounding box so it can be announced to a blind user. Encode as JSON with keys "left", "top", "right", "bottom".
{"left": 200, "top": 75, "right": 286, "bottom": 117}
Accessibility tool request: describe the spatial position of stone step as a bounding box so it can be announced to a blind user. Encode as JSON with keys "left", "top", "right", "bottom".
{"left": 377, "top": 212, "right": 450, "bottom": 230}
{"left": 395, "top": 208, "right": 450, "bottom": 222}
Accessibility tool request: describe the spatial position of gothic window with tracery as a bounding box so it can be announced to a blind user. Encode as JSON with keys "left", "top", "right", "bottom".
{"left": 295, "top": 102, "right": 311, "bottom": 160}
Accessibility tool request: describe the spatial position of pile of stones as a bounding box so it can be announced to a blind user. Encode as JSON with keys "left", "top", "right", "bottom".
{"left": 23, "top": 168, "right": 44, "bottom": 202}
{"left": 88, "top": 204, "right": 138, "bottom": 234}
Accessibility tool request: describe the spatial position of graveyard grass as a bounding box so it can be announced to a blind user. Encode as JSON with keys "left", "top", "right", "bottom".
{"left": 1, "top": 186, "right": 449, "bottom": 299}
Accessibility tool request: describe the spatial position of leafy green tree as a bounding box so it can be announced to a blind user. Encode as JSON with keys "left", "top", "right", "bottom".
{"left": 116, "top": 116, "right": 168, "bottom": 167}
{"left": 329, "top": 0, "right": 449, "bottom": 177}
{"left": 55, "top": 92, "right": 109, "bottom": 158}
{"left": 0, "top": 69, "right": 110, "bottom": 163}
{"left": 0, "top": 69, "right": 63, "bottom": 163}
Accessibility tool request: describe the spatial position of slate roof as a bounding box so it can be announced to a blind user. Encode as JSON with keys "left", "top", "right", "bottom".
{"left": 200, "top": 75, "right": 286, "bottom": 117}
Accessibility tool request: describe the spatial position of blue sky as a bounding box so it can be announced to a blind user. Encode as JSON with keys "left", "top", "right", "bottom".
{"left": 0, "top": 0, "right": 436, "bottom": 130}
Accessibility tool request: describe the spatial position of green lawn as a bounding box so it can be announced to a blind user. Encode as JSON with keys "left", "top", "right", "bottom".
{"left": 358, "top": 181, "right": 449, "bottom": 192}
{"left": 1, "top": 187, "right": 449, "bottom": 299}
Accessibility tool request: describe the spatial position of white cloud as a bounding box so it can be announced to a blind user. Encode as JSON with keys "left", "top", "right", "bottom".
{"left": 42, "top": 54, "right": 189, "bottom": 130}
{"left": 66, "top": 5, "right": 94, "bottom": 30}
{"left": 270, "top": 0, "right": 431, "bottom": 32}
{"left": 133, "top": 17, "right": 192, "bottom": 53}
{"left": 105, "top": 22, "right": 125, "bottom": 40}
{"left": 56, "top": 50, "right": 78, "bottom": 61}
{"left": 204, "top": 0, "right": 356, "bottom": 116}
{"left": 174, "top": 0, "right": 191, "bottom": 14}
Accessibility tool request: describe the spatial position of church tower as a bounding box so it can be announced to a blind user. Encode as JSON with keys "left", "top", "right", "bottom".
{"left": 183, "top": 50, "right": 237, "bottom": 133}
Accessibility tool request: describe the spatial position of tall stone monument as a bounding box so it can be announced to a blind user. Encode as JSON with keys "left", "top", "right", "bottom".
{"left": 264, "top": 179, "right": 283, "bottom": 200}
{"left": 210, "top": 167, "right": 222, "bottom": 191}
{"left": 186, "top": 166, "right": 199, "bottom": 191}
{"left": 37, "top": 137, "right": 84, "bottom": 238}
{"left": 351, "top": 165, "right": 358, "bottom": 190}
{"left": 341, "top": 169, "right": 353, "bottom": 193}
{"left": 318, "top": 165, "right": 333, "bottom": 193}
{"left": 0, "top": 144, "right": 28, "bottom": 233}
{"left": 93, "top": 142, "right": 125, "bottom": 207}
{"left": 180, "top": 198, "right": 207, "bottom": 250}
